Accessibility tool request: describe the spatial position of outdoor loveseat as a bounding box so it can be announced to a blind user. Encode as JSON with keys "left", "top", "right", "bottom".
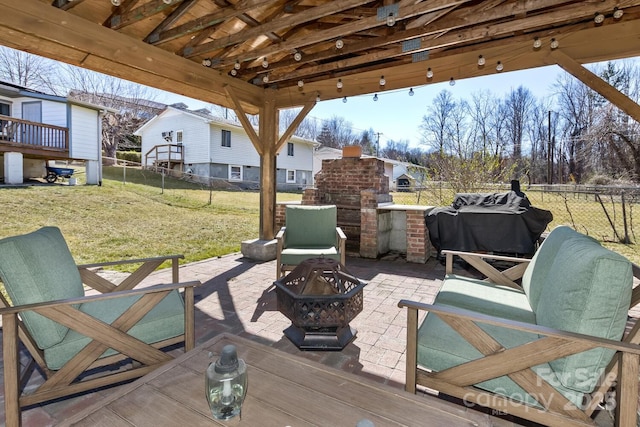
{"left": 399, "top": 226, "right": 640, "bottom": 426}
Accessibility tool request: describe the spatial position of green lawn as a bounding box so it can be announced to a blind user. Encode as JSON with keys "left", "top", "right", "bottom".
{"left": 0, "top": 167, "right": 300, "bottom": 269}
{"left": 1, "top": 167, "right": 637, "bottom": 269}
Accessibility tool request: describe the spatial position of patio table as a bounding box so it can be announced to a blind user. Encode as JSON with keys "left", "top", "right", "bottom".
{"left": 61, "top": 333, "right": 489, "bottom": 426}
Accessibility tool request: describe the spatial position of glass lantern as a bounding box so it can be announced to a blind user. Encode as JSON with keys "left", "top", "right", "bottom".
{"left": 205, "top": 344, "right": 248, "bottom": 420}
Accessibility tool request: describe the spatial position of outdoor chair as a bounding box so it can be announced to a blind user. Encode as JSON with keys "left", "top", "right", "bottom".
{"left": 399, "top": 226, "right": 640, "bottom": 426}
{"left": 0, "top": 226, "right": 200, "bottom": 427}
{"left": 276, "top": 204, "right": 346, "bottom": 278}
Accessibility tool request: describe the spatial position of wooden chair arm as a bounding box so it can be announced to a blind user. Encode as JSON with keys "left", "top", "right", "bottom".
{"left": 76, "top": 254, "right": 184, "bottom": 269}
{"left": 442, "top": 250, "right": 531, "bottom": 289}
{"left": 0, "top": 281, "right": 201, "bottom": 316}
{"left": 336, "top": 227, "right": 346, "bottom": 241}
{"left": 398, "top": 299, "right": 640, "bottom": 355}
{"left": 77, "top": 255, "right": 185, "bottom": 293}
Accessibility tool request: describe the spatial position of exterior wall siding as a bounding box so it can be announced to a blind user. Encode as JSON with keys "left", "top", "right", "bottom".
{"left": 69, "top": 105, "right": 99, "bottom": 161}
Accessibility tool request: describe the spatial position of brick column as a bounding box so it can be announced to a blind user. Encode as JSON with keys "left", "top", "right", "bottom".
{"left": 359, "top": 190, "right": 378, "bottom": 258}
{"left": 406, "top": 209, "right": 431, "bottom": 263}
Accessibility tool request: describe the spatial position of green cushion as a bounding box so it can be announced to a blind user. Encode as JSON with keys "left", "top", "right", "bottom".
{"left": 280, "top": 248, "right": 340, "bottom": 266}
{"left": 285, "top": 205, "right": 338, "bottom": 249}
{"left": 436, "top": 275, "right": 535, "bottom": 323}
{"left": 44, "top": 290, "right": 185, "bottom": 370}
{"left": 419, "top": 279, "right": 584, "bottom": 407}
{"left": 522, "top": 226, "right": 590, "bottom": 311}
{"left": 0, "top": 227, "right": 84, "bottom": 349}
{"left": 535, "top": 236, "right": 632, "bottom": 393}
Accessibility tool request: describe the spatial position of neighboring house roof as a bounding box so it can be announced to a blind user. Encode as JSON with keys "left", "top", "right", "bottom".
{"left": 0, "top": 81, "right": 113, "bottom": 112}
{"left": 135, "top": 104, "right": 318, "bottom": 147}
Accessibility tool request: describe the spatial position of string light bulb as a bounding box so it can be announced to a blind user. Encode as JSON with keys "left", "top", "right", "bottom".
{"left": 550, "top": 38, "right": 559, "bottom": 49}
{"left": 234, "top": 60, "right": 241, "bottom": 70}
{"left": 477, "top": 55, "right": 485, "bottom": 66}
{"left": 426, "top": 68, "right": 433, "bottom": 79}
{"left": 230, "top": 69, "right": 237, "bottom": 76}
{"left": 379, "top": 76, "right": 386, "bottom": 86}
{"left": 342, "top": 97, "right": 347, "bottom": 103}
{"left": 496, "top": 61, "right": 504, "bottom": 72}
{"left": 533, "top": 37, "right": 542, "bottom": 49}
{"left": 315, "top": 93, "right": 321, "bottom": 102}
{"left": 111, "top": 0, "right": 121, "bottom": 5}
{"left": 337, "top": 79, "right": 343, "bottom": 89}
{"left": 202, "top": 58, "right": 212, "bottom": 67}
{"left": 408, "top": 88, "right": 414, "bottom": 96}
{"left": 336, "top": 39, "right": 344, "bottom": 49}
{"left": 293, "top": 52, "right": 302, "bottom": 61}
{"left": 594, "top": 12, "right": 605, "bottom": 24}
{"left": 261, "top": 57, "right": 268, "bottom": 68}
{"left": 449, "top": 77, "right": 455, "bottom": 86}
{"left": 386, "top": 12, "right": 396, "bottom": 27}
{"left": 262, "top": 74, "right": 269, "bottom": 83}
{"left": 613, "top": 7, "right": 624, "bottom": 19}
{"left": 297, "top": 80, "right": 304, "bottom": 88}
{"left": 162, "top": 0, "right": 172, "bottom": 4}
{"left": 373, "top": 94, "right": 379, "bottom": 101}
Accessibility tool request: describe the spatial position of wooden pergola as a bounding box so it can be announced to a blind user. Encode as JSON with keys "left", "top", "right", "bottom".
{"left": 3, "top": 0, "right": 640, "bottom": 240}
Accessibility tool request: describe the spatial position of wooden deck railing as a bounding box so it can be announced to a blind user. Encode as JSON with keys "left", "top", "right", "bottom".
{"left": 0, "top": 115, "right": 69, "bottom": 153}
{"left": 145, "top": 144, "right": 183, "bottom": 167}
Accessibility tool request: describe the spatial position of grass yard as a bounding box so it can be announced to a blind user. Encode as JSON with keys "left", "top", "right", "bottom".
{"left": 0, "top": 167, "right": 300, "bottom": 269}
{"left": 1, "top": 166, "right": 637, "bottom": 268}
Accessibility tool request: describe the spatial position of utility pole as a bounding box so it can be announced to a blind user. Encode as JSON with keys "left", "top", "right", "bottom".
{"left": 375, "top": 132, "right": 382, "bottom": 157}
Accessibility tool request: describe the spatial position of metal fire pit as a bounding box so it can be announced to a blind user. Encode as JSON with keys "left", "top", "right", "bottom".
{"left": 274, "top": 258, "right": 366, "bottom": 350}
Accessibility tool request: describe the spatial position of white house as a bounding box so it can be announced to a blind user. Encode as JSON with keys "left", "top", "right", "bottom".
{"left": 0, "top": 81, "right": 105, "bottom": 185}
{"left": 135, "top": 105, "right": 318, "bottom": 190}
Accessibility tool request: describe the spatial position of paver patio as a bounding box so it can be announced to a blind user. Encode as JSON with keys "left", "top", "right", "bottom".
{"left": 1, "top": 253, "right": 548, "bottom": 426}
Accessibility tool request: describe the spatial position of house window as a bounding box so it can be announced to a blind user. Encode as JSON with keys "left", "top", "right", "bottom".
{"left": 176, "top": 130, "right": 183, "bottom": 143}
{"left": 221, "top": 129, "right": 231, "bottom": 147}
{"left": 0, "top": 102, "right": 10, "bottom": 117}
{"left": 287, "top": 142, "right": 294, "bottom": 156}
{"left": 229, "top": 165, "right": 242, "bottom": 181}
{"left": 286, "top": 169, "right": 296, "bottom": 183}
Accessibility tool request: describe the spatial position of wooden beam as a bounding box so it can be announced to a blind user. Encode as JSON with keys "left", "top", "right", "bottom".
{"left": 551, "top": 49, "right": 640, "bottom": 124}
{"left": 109, "top": 0, "right": 175, "bottom": 30}
{"left": 224, "top": 85, "right": 263, "bottom": 156}
{"left": 183, "top": 0, "right": 372, "bottom": 57}
{"left": 261, "top": 0, "right": 622, "bottom": 85}
{"left": 143, "top": 0, "right": 199, "bottom": 44}
{"left": 204, "top": 0, "right": 469, "bottom": 66}
{"left": 0, "top": 0, "right": 264, "bottom": 113}
{"left": 275, "top": 98, "right": 315, "bottom": 153}
{"left": 146, "top": 0, "right": 275, "bottom": 45}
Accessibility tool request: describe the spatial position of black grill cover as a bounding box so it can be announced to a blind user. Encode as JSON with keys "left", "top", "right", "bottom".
{"left": 425, "top": 190, "right": 553, "bottom": 256}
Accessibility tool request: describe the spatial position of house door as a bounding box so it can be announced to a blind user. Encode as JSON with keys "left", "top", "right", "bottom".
{"left": 22, "top": 101, "right": 42, "bottom": 145}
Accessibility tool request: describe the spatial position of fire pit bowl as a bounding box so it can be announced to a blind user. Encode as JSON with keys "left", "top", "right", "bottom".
{"left": 274, "top": 258, "right": 366, "bottom": 350}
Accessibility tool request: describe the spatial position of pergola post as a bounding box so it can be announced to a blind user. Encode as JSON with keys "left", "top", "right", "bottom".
{"left": 258, "top": 97, "right": 279, "bottom": 240}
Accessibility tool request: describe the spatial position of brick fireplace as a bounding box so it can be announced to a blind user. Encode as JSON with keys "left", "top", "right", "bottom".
{"left": 275, "top": 148, "right": 432, "bottom": 263}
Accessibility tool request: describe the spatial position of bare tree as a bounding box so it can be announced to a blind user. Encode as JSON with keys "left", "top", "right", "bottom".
{"left": 0, "top": 47, "right": 63, "bottom": 94}
{"left": 419, "top": 89, "right": 455, "bottom": 156}
{"left": 315, "top": 115, "right": 357, "bottom": 148}
{"left": 63, "top": 66, "right": 163, "bottom": 162}
{"left": 503, "top": 86, "right": 535, "bottom": 178}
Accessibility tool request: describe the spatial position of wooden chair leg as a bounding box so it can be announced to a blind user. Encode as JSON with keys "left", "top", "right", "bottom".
{"left": 184, "top": 286, "right": 195, "bottom": 351}
{"left": 405, "top": 307, "right": 418, "bottom": 393}
{"left": 615, "top": 352, "right": 639, "bottom": 426}
{"left": 3, "top": 313, "right": 21, "bottom": 427}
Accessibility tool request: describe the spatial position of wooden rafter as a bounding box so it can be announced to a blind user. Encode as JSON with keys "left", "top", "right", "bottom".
{"left": 551, "top": 49, "right": 640, "bottom": 124}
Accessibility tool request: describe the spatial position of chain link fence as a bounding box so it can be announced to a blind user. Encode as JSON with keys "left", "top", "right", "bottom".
{"left": 392, "top": 182, "right": 639, "bottom": 251}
